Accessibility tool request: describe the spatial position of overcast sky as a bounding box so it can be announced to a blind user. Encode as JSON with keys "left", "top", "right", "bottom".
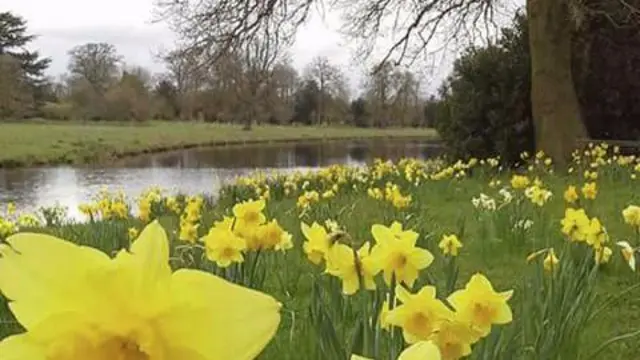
{"left": 5, "top": 0, "right": 522, "bottom": 94}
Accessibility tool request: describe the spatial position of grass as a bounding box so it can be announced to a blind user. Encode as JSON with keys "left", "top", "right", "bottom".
{"left": 0, "top": 121, "right": 438, "bottom": 167}
{"left": 1, "top": 150, "right": 640, "bottom": 359}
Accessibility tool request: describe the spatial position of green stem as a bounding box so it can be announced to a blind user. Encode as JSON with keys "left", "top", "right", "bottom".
{"left": 585, "top": 329, "right": 640, "bottom": 360}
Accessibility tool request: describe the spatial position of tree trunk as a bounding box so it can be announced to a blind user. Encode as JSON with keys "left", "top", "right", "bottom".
{"left": 528, "top": 0, "right": 587, "bottom": 164}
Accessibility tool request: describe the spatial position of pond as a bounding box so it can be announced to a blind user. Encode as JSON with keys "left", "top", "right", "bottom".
{"left": 0, "top": 139, "right": 443, "bottom": 219}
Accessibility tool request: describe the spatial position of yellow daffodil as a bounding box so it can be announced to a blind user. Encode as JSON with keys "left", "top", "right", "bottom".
{"left": 138, "top": 198, "right": 152, "bottom": 222}
{"left": 380, "top": 299, "right": 392, "bottom": 330}
{"left": 233, "top": 199, "right": 267, "bottom": 229}
{"left": 6, "top": 202, "right": 16, "bottom": 215}
{"left": 165, "top": 196, "right": 181, "bottom": 214}
{"left": 214, "top": 216, "right": 235, "bottom": 231}
{"left": 563, "top": 185, "right": 579, "bottom": 204}
{"left": 543, "top": 248, "right": 559, "bottom": 272}
{"left": 127, "top": 227, "right": 139, "bottom": 241}
{"left": 447, "top": 273, "right": 513, "bottom": 337}
{"left": 439, "top": 234, "right": 463, "bottom": 257}
{"left": 325, "top": 242, "right": 380, "bottom": 295}
{"left": 371, "top": 222, "right": 434, "bottom": 287}
{"left": 16, "top": 214, "right": 40, "bottom": 228}
{"left": 622, "top": 205, "right": 640, "bottom": 229}
{"left": 301, "top": 221, "right": 331, "bottom": 264}
{"left": 0, "top": 221, "right": 281, "bottom": 359}
{"left": 561, "top": 208, "right": 590, "bottom": 242}
{"left": 617, "top": 241, "right": 637, "bottom": 271}
{"left": 352, "top": 341, "right": 441, "bottom": 360}
{"left": 179, "top": 216, "right": 199, "bottom": 243}
{"left": 203, "top": 220, "right": 247, "bottom": 267}
{"left": 357, "top": 242, "right": 381, "bottom": 290}
{"left": 256, "top": 219, "right": 293, "bottom": 251}
{"left": 582, "top": 182, "right": 598, "bottom": 200}
{"left": 526, "top": 248, "right": 549, "bottom": 263}
{"left": 594, "top": 246, "right": 613, "bottom": 265}
{"left": 585, "top": 217, "right": 608, "bottom": 249}
{"left": 386, "top": 285, "right": 455, "bottom": 343}
{"left": 430, "top": 319, "right": 480, "bottom": 360}
{"left": 525, "top": 185, "right": 552, "bottom": 207}
{"left": 510, "top": 175, "right": 530, "bottom": 189}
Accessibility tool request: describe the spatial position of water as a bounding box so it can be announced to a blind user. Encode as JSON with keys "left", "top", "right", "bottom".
{"left": 0, "top": 139, "right": 442, "bottom": 218}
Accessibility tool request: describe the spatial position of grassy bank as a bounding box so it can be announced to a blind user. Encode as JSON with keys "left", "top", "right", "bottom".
{"left": 0, "top": 121, "right": 438, "bottom": 168}
{"left": 1, "top": 145, "right": 640, "bottom": 359}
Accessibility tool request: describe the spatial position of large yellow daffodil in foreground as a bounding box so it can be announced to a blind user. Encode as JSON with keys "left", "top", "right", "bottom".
{"left": 0, "top": 221, "right": 281, "bottom": 360}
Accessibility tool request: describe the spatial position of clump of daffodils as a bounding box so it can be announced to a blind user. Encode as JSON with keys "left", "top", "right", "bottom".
{"left": 297, "top": 190, "right": 320, "bottom": 210}
{"left": 1, "top": 203, "right": 42, "bottom": 239}
{"left": 202, "top": 199, "right": 293, "bottom": 268}
{"left": 524, "top": 184, "right": 552, "bottom": 207}
{"left": 561, "top": 207, "right": 611, "bottom": 264}
{"left": 137, "top": 186, "right": 164, "bottom": 222}
{"left": 581, "top": 182, "right": 598, "bottom": 200}
{"left": 385, "top": 274, "right": 512, "bottom": 359}
{"left": 384, "top": 183, "right": 412, "bottom": 209}
{"left": 179, "top": 195, "right": 204, "bottom": 243}
{"left": 301, "top": 221, "right": 434, "bottom": 293}
{"left": 472, "top": 193, "right": 496, "bottom": 211}
{"left": 79, "top": 187, "right": 129, "bottom": 221}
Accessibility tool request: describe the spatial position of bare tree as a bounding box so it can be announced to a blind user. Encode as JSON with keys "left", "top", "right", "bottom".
{"left": 304, "top": 56, "right": 345, "bottom": 125}
{"left": 163, "top": 49, "right": 206, "bottom": 119}
{"left": 365, "top": 62, "right": 394, "bottom": 127}
{"left": 156, "top": 0, "right": 640, "bottom": 162}
{"left": 67, "top": 43, "right": 122, "bottom": 95}
{"left": 235, "top": 27, "right": 282, "bottom": 129}
{"left": 264, "top": 59, "right": 300, "bottom": 123}
{"left": 155, "top": 0, "right": 313, "bottom": 64}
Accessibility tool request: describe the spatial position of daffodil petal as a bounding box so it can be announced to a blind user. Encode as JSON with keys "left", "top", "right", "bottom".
{"left": 398, "top": 340, "right": 441, "bottom": 360}
{"left": 351, "top": 355, "right": 373, "bottom": 360}
{"left": 493, "top": 301, "right": 513, "bottom": 324}
{"left": 0, "top": 334, "right": 46, "bottom": 360}
{"left": 395, "top": 285, "right": 413, "bottom": 304}
{"left": 410, "top": 248, "right": 434, "bottom": 269}
{"left": 158, "top": 269, "right": 281, "bottom": 360}
{"left": 0, "top": 233, "right": 111, "bottom": 329}
{"left": 372, "top": 224, "right": 393, "bottom": 244}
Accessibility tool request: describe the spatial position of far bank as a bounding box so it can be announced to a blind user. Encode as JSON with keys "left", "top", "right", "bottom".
{"left": 0, "top": 121, "right": 439, "bottom": 168}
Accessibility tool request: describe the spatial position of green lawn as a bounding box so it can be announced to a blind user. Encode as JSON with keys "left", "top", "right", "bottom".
{"left": 0, "top": 121, "right": 438, "bottom": 167}
{"left": 1, "top": 152, "right": 639, "bottom": 359}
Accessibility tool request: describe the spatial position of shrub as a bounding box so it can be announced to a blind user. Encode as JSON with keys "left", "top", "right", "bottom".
{"left": 40, "top": 101, "right": 74, "bottom": 120}
{"left": 435, "top": 13, "right": 533, "bottom": 165}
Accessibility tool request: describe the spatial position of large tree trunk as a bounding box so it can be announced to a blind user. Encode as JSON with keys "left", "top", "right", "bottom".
{"left": 528, "top": 0, "right": 588, "bottom": 164}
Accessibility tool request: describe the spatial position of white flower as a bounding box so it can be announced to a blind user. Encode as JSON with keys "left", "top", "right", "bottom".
{"left": 514, "top": 219, "right": 534, "bottom": 230}
{"left": 499, "top": 188, "right": 513, "bottom": 204}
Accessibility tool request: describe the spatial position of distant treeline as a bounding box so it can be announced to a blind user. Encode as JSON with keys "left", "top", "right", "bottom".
{"left": 0, "top": 11, "right": 438, "bottom": 129}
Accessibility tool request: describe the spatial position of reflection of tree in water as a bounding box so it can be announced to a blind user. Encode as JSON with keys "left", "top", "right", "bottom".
{"left": 421, "top": 143, "right": 444, "bottom": 159}
{"left": 293, "top": 143, "right": 322, "bottom": 167}
{"left": 348, "top": 143, "right": 369, "bottom": 163}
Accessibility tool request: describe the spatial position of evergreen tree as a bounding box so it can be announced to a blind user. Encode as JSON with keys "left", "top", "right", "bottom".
{"left": 0, "top": 11, "right": 51, "bottom": 114}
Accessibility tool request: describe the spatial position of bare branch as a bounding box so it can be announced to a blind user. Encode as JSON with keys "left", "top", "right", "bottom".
{"left": 155, "top": 0, "right": 507, "bottom": 72}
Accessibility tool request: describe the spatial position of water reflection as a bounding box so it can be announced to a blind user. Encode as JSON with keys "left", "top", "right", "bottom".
{"left": 0, "top": 140, "right": 442, "bottom": 219}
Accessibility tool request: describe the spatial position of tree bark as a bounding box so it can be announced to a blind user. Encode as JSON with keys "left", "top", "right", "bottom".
{"left": 528, "top": 0, "right": 588, "bottom": 164}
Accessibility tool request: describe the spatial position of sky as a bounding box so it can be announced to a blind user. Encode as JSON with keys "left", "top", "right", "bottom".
{"left": 5, "top": 0, "right": 358, "bottom": 80}
{"left": 5, "top": 0, "right": 521, "bottom": 94}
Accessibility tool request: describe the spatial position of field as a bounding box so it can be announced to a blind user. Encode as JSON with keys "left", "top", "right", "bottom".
{"left": 1, "top": 144, "right": 640, "bottom": 359}
{"left": 0, "top": 121, "right": 438, "bottom": 167}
